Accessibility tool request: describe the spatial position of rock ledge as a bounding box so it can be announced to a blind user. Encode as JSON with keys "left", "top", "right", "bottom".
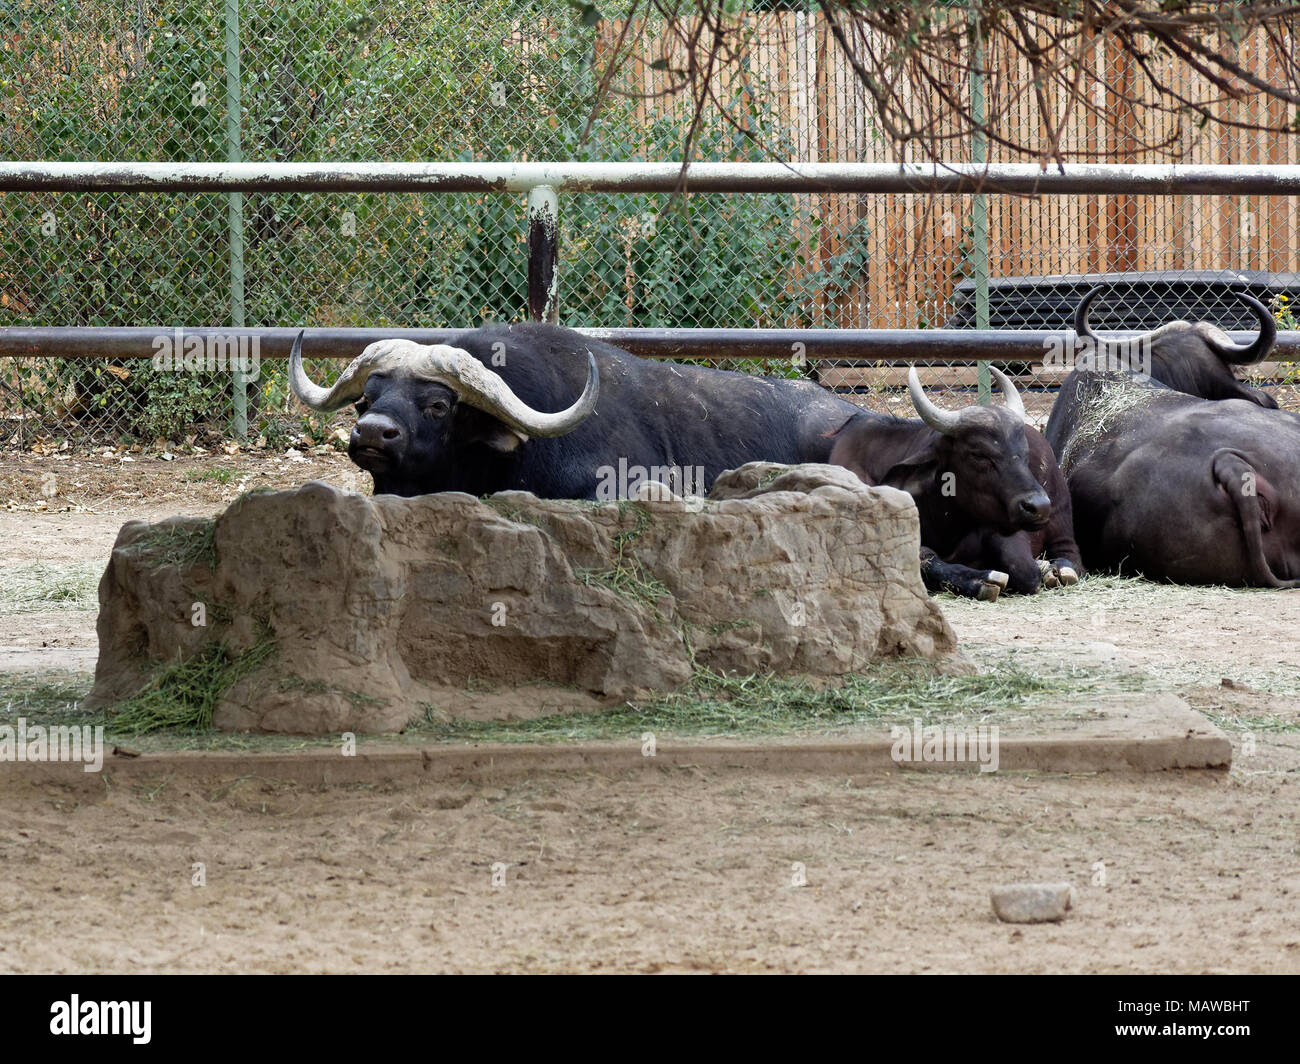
{"left": 87, "top": 463, "right": 959, "bottom": 733}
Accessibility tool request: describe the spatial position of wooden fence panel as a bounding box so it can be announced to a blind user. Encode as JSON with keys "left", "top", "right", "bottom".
{"left": 607, "top": 15, "right": 1299, "bottom": 326}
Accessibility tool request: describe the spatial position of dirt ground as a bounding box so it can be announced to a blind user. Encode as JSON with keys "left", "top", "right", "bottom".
{"left": 2, "top": 754, "right": 1297, "bottom": 974}
{"left": 1, "top": 451, "right": 1299, "bottom": 974}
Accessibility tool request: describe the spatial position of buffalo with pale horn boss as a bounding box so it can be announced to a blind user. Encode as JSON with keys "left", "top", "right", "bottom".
{"left": 290, "top": 322, "right": 865, "bottom": 499}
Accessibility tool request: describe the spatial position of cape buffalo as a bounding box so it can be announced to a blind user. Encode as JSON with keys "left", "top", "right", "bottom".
{"left": 1046, "top": 291, "right": 1295, "bottom": 585}
{"left": 828, "top": 367, "right": 1082, "bottom": 601}
{"left": 289, "top": 323, "right": 863, "bottom": 499}
{"left": 1063, "top": 286, "right": 1277, "bottom": 407}
{"left": 1046, "top": 373, "right": 1300, "bottom": 586}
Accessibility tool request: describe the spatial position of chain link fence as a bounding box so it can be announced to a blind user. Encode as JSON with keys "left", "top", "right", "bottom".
{"left": 2, "top": 0, "right": 1299, "bottom": 452}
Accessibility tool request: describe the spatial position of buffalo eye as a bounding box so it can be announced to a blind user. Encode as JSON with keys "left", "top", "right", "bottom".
{"left": 354, "top": 398, "right": 370, "bottom": 415}
{"left": 425, "top": 399, "right": 451, "bottom": 417}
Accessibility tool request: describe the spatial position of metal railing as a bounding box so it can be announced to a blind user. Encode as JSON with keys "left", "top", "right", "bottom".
{"left": 5, "top": 325, "right": 1300, "bottom": 362}
{"left": 7, "top": 0, "right": 1300, "bottom": 449}
{"left": 8, "top": 160, "right": 1300, "bottom": 194}
{"left": 4, "top": 160, "right": 1300, "bottom": 444}
{"left": 7, "top": 161, "right": 1300, "bottom": 341}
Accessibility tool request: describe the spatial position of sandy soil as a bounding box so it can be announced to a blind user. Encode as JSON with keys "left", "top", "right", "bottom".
{"left": 2, "top": 750, "right": 1298, "bottom": 974}
{"left": 0, "top": 449, "right": 365, "bottom": 674}
{"left": 0, "top": 447, "right": 365, "bottom": 528}
{"left": 2, "top": 453, "right": 1299, "bottom": 973}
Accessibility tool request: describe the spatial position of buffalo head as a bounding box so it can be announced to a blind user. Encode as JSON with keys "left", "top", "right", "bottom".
{"left": 1074, "top": 286, "right": 1278, "bottom": 408}
{"left": 289, "top": 333, "right": 599, "bottom": 496}
{"left": 907, "top": 366, "right": 1050, "bottom": 533}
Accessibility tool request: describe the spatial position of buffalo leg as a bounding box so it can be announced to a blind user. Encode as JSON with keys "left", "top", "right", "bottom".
{"left": 1211, "top": 449, "right": 1300, "bottom": 588}
{"left": 1026, "top": 424, "right": 1084, "bottom": 586}
{"left": 981, "top": 532, "right": 1045, "bottom": 596}
{"left": 919, "top": 547, "right": 1010, "bottom": 601}
{"left": 1036, "top": 518, "right": 1083, "bottom": 588}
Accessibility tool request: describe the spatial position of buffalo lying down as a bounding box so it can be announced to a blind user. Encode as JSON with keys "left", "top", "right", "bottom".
{"left": 1046, "top": 284, "right": 1278, "bottom": 456}
{"left": 1047, "top": 374, "right": 1300, "bottom": 586}
{"left": 1066, "top": 286, "right": 1277, "bottom": 407}
{"left": 829, "top": 368, "right": 1082, "bottom": 600}
{"left": 1047, "top": 291, "right": 1295, "bottom": 585}
{"left": 290, "top": 323, "right": 863, "bottom": 499}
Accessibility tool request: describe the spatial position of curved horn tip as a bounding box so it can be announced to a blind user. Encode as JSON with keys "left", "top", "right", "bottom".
{"left": 990, "top": 366, "right": 1027, "bottom": 422}
{"left": 1074, "top": 285, "right": 1105, "bottom": 339}
{"left": 287, "top": 329, "right": 326, "bottom": 410}
{"left": 907, "top": 365, "right": 961, "bottom": 435}
{"left": 576, "top": 348, "right": 601, "bottom": 408}
{"left": 428, "top": 343, "right": 599, "bottom": 438}
{"left": 526, "top": 347, "right": 599, "bottom": 434}
{"left": 1231, "top": 289, "right": 1275, "bottom": 322}
{"left": 288, "top": 328, "right": 366, "bottom": 411}
{"left": 1206, "top": 286, "right": 1279, "bottom": 364}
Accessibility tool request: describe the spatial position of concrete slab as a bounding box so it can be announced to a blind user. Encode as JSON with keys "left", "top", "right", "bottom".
{"left": 0, "top": 692, "right": 1231, "bottom": 790}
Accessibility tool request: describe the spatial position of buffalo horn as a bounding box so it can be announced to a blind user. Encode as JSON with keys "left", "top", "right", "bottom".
{"left": 289, "top": 332, "right": 600, "bottom": 438}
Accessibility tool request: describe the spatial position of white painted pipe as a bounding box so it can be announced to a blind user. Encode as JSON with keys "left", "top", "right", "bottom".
{"left": 4, "top": 161, "right": 1300, "bottom": 195}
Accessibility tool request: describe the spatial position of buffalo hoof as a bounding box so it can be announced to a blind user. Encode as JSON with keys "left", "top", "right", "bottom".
{"left": 1038, "top": 560, "right": 1080, "bottom": 590}
{"left": 977, "top": 570, "right": 1009, "bottom": 602}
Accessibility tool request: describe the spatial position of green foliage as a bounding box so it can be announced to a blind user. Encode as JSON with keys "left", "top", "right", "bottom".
{"left": 1272, "top": 293, "right": 1296, "bottom": 330}
{"left": 186, "top": 467, "right": 234, "bottom": 483}
{"left": 2, "top": 0, "right": 829, "bottom": 442}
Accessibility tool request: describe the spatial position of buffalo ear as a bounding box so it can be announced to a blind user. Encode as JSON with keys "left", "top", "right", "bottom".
{"left": 457, "top": 406, "right": 529, "bottom": 452}
{"left": 879, "top": 435, "right": 944, "bottom": 497}
{"left": 477, "top": 425, "right": 529, "bottom": 453}
{"left": 881, "top": 457, "right": 941, "bottom": 499}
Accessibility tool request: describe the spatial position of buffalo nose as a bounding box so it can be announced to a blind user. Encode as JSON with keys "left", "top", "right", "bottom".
{"left": 1018, "top": 493, "right": 1051, "bottom": 522}
{"left": 352, "top": 414, "right": 404, "bottom": 450}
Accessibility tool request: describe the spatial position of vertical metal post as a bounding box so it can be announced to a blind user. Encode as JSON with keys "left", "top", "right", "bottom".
{"left": 971, "top": 17, "right": 991, "bottom": 405}
{"left": 527, "top": 184, "right": 559, "bottom": 323}
{"left": 225, "top": 0, "right": 247, "bottom": 439}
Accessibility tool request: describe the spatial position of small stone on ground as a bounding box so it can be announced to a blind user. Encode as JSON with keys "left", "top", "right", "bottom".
{"left": 990, "top": 882, "right": 1074, "bottom": 923}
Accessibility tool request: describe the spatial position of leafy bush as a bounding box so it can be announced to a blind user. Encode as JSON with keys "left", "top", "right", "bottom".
{"left": 2, "top": 0, "right": 826, "bottom": 442}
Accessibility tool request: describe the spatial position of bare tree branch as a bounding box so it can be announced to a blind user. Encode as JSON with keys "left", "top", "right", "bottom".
{"left": 586, "top": 1, "right": 1300, "bottom": 165}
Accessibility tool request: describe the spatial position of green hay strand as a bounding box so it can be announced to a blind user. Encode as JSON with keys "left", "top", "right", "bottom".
{"left": 414, "top": 661, "right": 1063, "bottom": 743}
{"left": 132, "top": 520, "right": 217, "bottom": 569}
{"left": 0, "top": 562, "right": 101, "bottom": 613}
{"left": 112, "top": 635, "right": 276, "bottom": 734}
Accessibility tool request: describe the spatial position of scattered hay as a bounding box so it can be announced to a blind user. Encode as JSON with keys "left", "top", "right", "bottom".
{"left": 0, "top": 562, "right": 101, "bottom": 613}
{"left": 112, "top": 634, "right": 276, "bottom": 733}
{"left": 412, "top": 660, "right": 1065, "bottom": 743}
{"left": 942, "top": 575, "right": 1300, "bottom": 695}
{"left": 1057, "top": 374, "right": 1160, "bottom": 474}
{"left": 0, "top": 672, "right": 93, "bottom": 718}
{"left": 757, "top": 465, "right": 793, "bottom": 489}
{"left": 1203, "top": 711, "right": 1300, "bottom": 735}
{"left": 130, "top": 520, "right": 217, "bottom": 569}
{"left": 575, "top": 563, "right": 671, "bottom": 612}
{"left": 482, "top": 498, "right": 544, "bottom": 526}
{"left": 576, "top": 502, "right": 670, "bottom": 613}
